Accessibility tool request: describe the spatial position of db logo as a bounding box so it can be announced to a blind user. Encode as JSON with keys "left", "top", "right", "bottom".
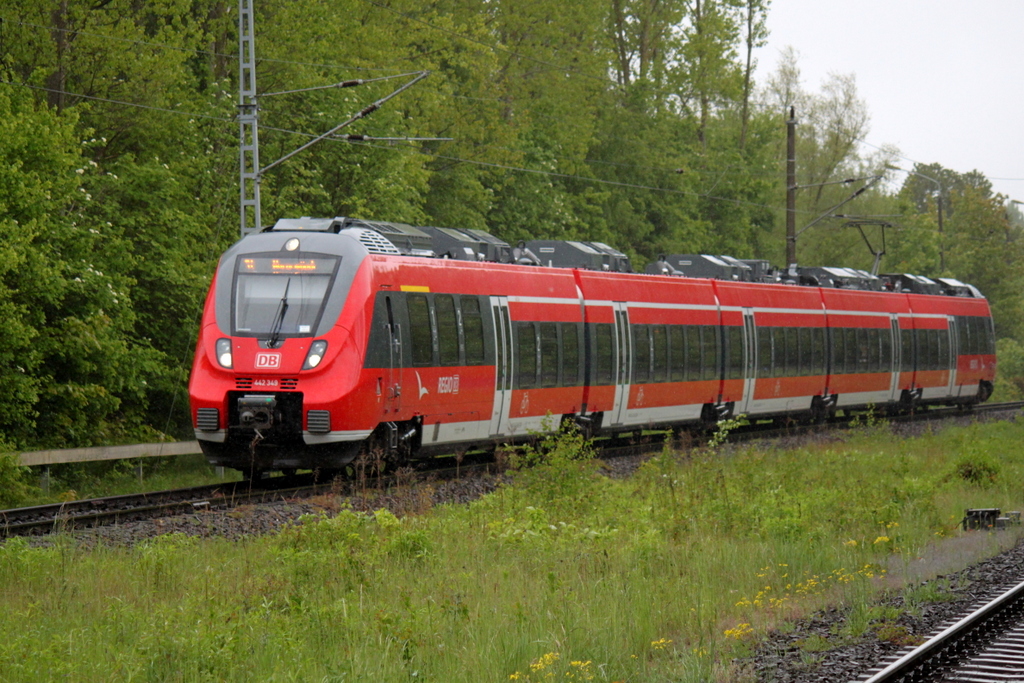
{"left": 255, "top": 352, "right": 282, "bottom": 369}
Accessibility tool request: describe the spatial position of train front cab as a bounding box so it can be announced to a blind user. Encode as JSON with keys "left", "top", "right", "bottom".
{"left": 189, "top": 229, "right": 382, "bottom": 475}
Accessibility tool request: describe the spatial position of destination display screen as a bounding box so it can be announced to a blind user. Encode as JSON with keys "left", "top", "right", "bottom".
{"left": 239, "top": 256, "right": 338, "bottom": 275}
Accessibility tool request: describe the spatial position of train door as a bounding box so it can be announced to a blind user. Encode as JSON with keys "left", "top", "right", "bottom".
{"left": 488, "top": 296, "right": 513, "bottom": 436}
{"left": 611, "top": 302, "right": 632, "bottom": 426}
{"left": 946, "top": 315, "right": 960, "bottom": 397}
{"left": 737, "top": 308, "right": 757, "bottom": 415}
{"left": 887, "top": 315, "right": 901, "bottom": 402}
{"left": 383, "top": 295, "right": 402, "bottom": 415}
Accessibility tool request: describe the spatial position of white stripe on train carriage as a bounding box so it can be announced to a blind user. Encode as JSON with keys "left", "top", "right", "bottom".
{"left": 506, "top": 296, "right": 584, "bottom": 305}
{"left": 618, "top": 403, "right": 706, "bottom": 426}
{"left": 742, "top": 395, "right": 815, "bottom": 416}
{"left": 502, "top": 297, "right": 974, "bottom": 323}
{"left": 834, "top": 388, "right": 898, "bottom": 408}
{"left": 303, "top": 429, "right": 374, "bottom": 445}
{"left": 195, "top": 429, "right": 227, "bottom": 443}
{"left": 895, "top": 312, "right": 957, "bottom": 320}
{"left": 823, "top": 309, "right": 894, "bottom": 318}
{"left": 424, "top": 418, "right": 492, "bottom": 444}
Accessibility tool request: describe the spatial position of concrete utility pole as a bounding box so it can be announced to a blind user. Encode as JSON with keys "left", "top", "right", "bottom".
{"left": 786, "top": 106, "right": 797, "bottom": 265}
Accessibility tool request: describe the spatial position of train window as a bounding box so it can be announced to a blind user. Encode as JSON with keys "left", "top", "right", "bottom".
{"left": 771, "top": 328, "right": 784, "bottom": 378}
{"left": 880, "top": 327, "right": 892, "bottom": 370}
{"left": 725, "top": 326, "right": 744, "bottom": 380}
{"left": 408, "top": 294, "right": 434, "bottom": 367}
{"left": 968, "top": 318, "right": 979, "bottom": 355}
{"left": 974, "top": 317, "right": 993, "bottom": 355}
{"left": 811, "top": 328, "right": 825, "bottom": 375}
{"left": 901, "top": 327, "right": 915, "bottom": 372}
{"left": 930, "top": 329, "right": 941, "bottom": 370}
{"left": 869, "top": 329, "right": 881, "bottom": 373}
{"left": 846, "top": 329, "right": 858, "bottom": 372}
{"left": 594, "top": 324, "right": 614, "bottom": 385}
{"left": 798, "top": 328, "right": 812, "bottom": 376}
{"left": 835, "top": 329, "right": 843, "bottom": 374}
{"left": 561, "top": 323, "right": 580, "bottom": 386}
{"left": 539, "top": 323, "right": 559, "bottom": 388}
{"left": 516, "top": 323, "right": 537, "bottom": 389}
{"left": 783, "top": 327, "right": 797, "bottom": 377}
{"left": 920, "top": 329, "right": 930, "bottom": 371}
{"left": 702, "top": 325, "right": 718, "bottom": 380}
{"left": 861, "top": 329, "right": 872, "bottom": 372}
{"left": 652, "top": 326, "right": 668, "bottom": 382}
{"left": 436, "top": 295, "right": 459, "bottom": 366}
{"left": 939, "top": 327, "right": 949, "bottom": 369}
{"left": 633, "top": 326, "right": 651, "bottom": 383}
{"left": 862, "top": 329, "right": 874, "bottom": 372}
{"left": 955, "top": 317, "right": 967, "bottom": 355}
{"left": 757, "top": 327, "right": 772, "bottom": 378}
{"left": 461, "top": 297, "right": 485, "bottom": 365}
{"left": 837, "top": 329, "right": 849, "bottom": 373}
{"left": 670, "top": 326, "right": 685, "bottom": 381}
{"left": 686, "top": 326, "right": 702, "bottom": 381}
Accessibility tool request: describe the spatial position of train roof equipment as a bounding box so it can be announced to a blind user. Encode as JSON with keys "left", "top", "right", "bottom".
{"left": 645, "top": 254, "right": 753, "bottom": 281}
{"left": 524, "top": 240, "right": 632, "bottom": 272}
{"left": 936, "top": 278, "right": 983, "bottom": 298}
{"left": 265, "top": 215, "right": 981, "bottom": 298}
{"left": 882, "top": 273, "right": 943, "bottom": 295}
{"left": 796, "top": 266, "right": 883, "bottom": 291}
{"left": 418, "top": 225, "right": 513, "bottom": 262}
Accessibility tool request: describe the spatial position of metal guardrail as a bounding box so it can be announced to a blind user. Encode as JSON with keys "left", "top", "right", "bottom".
{"left": 17, "top": 441, "right": 202, "bottom": 467}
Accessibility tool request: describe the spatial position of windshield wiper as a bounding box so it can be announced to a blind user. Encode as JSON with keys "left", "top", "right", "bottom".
{"left": 266, "top": 278, "right": 291, "bottom": 348}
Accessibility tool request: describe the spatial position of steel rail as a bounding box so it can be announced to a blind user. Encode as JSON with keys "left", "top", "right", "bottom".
{"left": 861, "top": 579, "right": 1024, "bottom": 682}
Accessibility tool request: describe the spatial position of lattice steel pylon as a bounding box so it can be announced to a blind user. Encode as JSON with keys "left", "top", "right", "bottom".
{"left": 238, "top": 0, "right": 261, "bottom": 237}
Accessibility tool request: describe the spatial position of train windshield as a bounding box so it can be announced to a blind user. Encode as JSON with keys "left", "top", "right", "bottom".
{"left": 232, "top": 254, "right": 340, "bottom": 338}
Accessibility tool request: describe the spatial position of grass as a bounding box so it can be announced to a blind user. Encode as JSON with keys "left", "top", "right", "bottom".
{"left": 2, "top": 418, "right": 1024, "bottom": 681}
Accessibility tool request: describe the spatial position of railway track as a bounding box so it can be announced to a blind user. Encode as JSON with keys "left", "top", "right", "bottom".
{"left": 857, "top": 577, "right": 1024, "bottom": 682}
{"left": 0, "top": 477, "right": 330, "bottom": 538}
{"left": 0, "top": 453, "right": 502, "bottom": 538}
{"left": 3, "top": 400, "right": 1021, "bottom": 539}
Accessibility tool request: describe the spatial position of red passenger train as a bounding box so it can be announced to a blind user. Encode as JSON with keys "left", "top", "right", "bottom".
{"left": 188, "top": 218, "right": 996, "bottom": 477}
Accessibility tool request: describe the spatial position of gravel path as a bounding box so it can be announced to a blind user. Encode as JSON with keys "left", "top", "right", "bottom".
{"left": 742, "top": 532, "right": 1024, "bottom": 682}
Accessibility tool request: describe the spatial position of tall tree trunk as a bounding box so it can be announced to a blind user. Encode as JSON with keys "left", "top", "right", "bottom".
{"left": 610, "top": 0, "right": 631, "bottom": 85}
{"left": 739, "top": 0, "right": 755, "bottom": 149}
{"left": 46, "top": 0, "right": 69, "bottom": 111}
{"left": 695, "top": 0, "right": 708, "bottom": 147}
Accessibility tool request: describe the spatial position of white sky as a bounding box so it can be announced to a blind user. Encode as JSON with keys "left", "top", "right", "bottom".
{"left": 758, "top": 0, "right": 1024, "bottom": 202}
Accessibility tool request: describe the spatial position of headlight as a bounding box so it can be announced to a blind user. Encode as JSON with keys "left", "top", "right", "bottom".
{"left": 216, "top": 338, "right": 233, "bottom": 368}
{"left": 303, "top": 340, "right": 328, "bottom": 369}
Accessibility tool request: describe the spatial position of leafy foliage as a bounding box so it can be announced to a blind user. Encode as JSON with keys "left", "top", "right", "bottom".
{"left": 0, "top": 0, "right": 1020, "bottom": 447}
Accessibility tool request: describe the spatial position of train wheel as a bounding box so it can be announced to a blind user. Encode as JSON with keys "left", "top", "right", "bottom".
{"left": 242, "top": 468, "right": 265, "bottom": 482}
